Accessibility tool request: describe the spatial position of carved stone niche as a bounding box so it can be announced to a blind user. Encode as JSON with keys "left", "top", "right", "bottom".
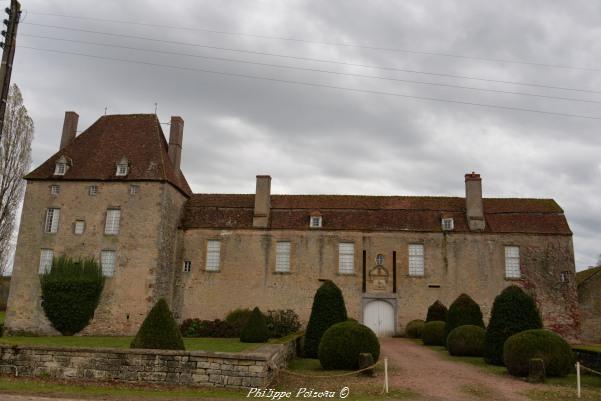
{"left": 368, "top": 265, "right": 390, "bottom": 292}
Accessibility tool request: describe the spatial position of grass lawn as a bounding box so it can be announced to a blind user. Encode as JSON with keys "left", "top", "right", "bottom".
{"left": 573, "top": 344, "right": 601, "bottom": 353}
{"left": 0, "top": 311, "right": 5, "bottom": 324}
{"left": 0, "top": 336, "right": 259, "bottom": 352}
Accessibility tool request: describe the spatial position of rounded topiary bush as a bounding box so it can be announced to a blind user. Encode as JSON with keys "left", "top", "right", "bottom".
{"left": 426, "top": 300, "right": 448, "bottom": 322}
{"left": 484, "top": 285, "right": 543, "bottom": 365}
{"left": 447, "top": 325, "right": 486, "bottom": 356}
{"left": 445, "top": 294, "right": 484, "bottom": 344}
{"left": 422, "top": 321, "right": 446, "bottom": 346}
{"left": 318, "top": 321, "right": 380, "bottom": 370}
{"left": 131, "top": 298, "right": 185, "bottom": 350}
{"left": 226, "top": 308, "right": 253, "bottom": 334}
{"left": 240, "top": 307, "right": 270, "bottom": 343}
{"left": 304, "top": 280, "right": 348, "bottom": 358}
{"left": 503, "top": 329, "right": 573, "bottom": 377}
{"left": 405, "top": 320, "right": 425, "bottom": 339}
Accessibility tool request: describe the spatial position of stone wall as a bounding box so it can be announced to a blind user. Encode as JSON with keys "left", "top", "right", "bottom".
{"left": 174, "top": 229, "right": 579, "bottom": 340}
{"left": 578, "top": 272, "right": 601, "bottom": 343}
{"left": 0, "top": 340, "right": 297, "bottom": 388}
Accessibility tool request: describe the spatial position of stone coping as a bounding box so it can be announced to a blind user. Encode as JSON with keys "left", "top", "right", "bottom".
{"left": 0, "top": 343, "right": 283, "bottom": 361}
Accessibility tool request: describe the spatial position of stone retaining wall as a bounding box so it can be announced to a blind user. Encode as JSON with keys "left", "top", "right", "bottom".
{"left": 0, "top": 338, "right": 299, "bottom": 388}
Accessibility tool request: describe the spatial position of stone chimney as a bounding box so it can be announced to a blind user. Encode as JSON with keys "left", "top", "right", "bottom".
{"left": 168, "top": 116, "right": 184, "bottom": 170}
{"left": 465, "top": 172, "right": 485, "bottom": 231}
{"left": 253, "top": 175, "right": 271, "bottom": 228}
{"left": 59, "top": 111, "right": 79, "bottom": 149}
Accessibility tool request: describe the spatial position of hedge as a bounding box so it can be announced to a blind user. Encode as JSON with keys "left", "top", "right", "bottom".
{"left": 318, "top": 321, "right": 380, "bottom": 370}
{"left": 422, "top": 321, "right": 446, "bottom": 346}
{"left": 240, "top": 307, "right": 270, "bottom": 343}
{"left": 445, "top": 294, "right": 484, "bottom": 344}
{"left": 405, "top": 320, "right": 425, "bottom": 339}
{"left": 130, "top": 298, "right": 185, "bottom": 350}
{"left": 426, "top": 300, "right": 448, "bottom": 322}
{"left": 447, "top": 325, "right": 486, "bottom": 357}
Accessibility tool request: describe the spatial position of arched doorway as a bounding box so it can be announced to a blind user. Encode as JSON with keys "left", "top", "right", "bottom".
{"left": 363, "top": 300, "right": 395, "bottom": 337}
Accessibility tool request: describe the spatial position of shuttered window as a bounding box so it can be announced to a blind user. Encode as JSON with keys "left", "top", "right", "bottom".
{"left": 44, "top": 208, "right": 60, "bottom": 233}
{"left": 276, "top": 241, "right": 291, "bottom": 272}
{"left": 505, "top": 246, "right": 521, "bottom": 279}
{"left": 408, "top": 244, "right": 425, "bottom": 276}
{"left": 206, "top": 240, "right": 221, "bottom": 271}
{"left": 338, "top": 243, "right": 355, "bottom": 274}
{"left": 101, "top": 250, "right": 116, "bottom": 277}
{"left": 39, "top": 249, "right": 53, "bottom": 274}
{"left": 74, "top": 220, "right": 85, "bottom": 234}
{"left": 104, "top": 209, "right": 121, "bottom": 235}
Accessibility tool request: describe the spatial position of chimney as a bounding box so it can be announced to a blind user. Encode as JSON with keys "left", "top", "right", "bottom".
{"left": 253, "top": 175, "right": 271, "bottom": 228}
{"left": 465, "top": 172, "right": 485, "bottom": 231}
{"left": 59, "top": 111, "right": 79, "bottom": 149}
{"left": 168, "top": 116, "right": 184, "bottom": 170}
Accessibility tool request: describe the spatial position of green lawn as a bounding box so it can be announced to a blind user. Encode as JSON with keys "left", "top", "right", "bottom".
{"left": 573, "top": 345, "right": 601, "bottom": 353}
{"left": 0, "top": 311, "right": 5, "bottom": 324}
{"left": 0, "top": 336, "right": 259, "bottom": 352}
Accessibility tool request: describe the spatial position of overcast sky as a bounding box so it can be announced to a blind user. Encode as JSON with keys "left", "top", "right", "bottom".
{"left": 10, "top": 0, "right": 601, "bottom": 269}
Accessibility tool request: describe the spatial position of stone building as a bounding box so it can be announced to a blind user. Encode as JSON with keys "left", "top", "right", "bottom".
{"left": 5, "top": 113, "right": 580, "bottom": 339}
{"left": 577, "top": 266, "right": 601, "bottom": 343}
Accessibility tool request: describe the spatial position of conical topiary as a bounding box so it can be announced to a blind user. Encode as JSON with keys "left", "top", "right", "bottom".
{"left": 484, "top": 285, "right": 543, "bottom": 365}
{"left": 426, "top": 300, "right": 448, "bottom": 322}
{"left": 303, "top": 280, "right": 348, "bottom": 358}
{"left": 444, "top": 294, "right": 484, "bottom": 344}
{"left": 130, "top": 298, "right": 185, "bottom": 350}
{"left": 240, "top": 307, "right": 270, "bottom": 343}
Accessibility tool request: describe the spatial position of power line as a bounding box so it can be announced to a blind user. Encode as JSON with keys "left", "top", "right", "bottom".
{"left": 25, "top": 10, "right": 601, "bottom": 72}
{"left": 19, "top": 46, "right": 601, "bottom": 121}
{"left": 21, "top": 33, "right": 601, "bottom": 105}
{"left": 20, "top": 22, "right": 601, "bottom": 95}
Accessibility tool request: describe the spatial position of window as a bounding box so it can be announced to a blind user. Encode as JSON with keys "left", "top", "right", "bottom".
{"left": 442, "top": 218, "right": 454, "bottom": 231}
{"left": 39, "top": 249, "right": 53, "bottom": 274}
{"left": 309, "top": 216, "right": 322, "bottom": 228}
{"left": 101, "top": 250, "right": 116, "bottom": 277}
{"left": 408, "top": 244, "right": 425, "bottom": 276}
{"left": 89, "top": 185, "right": 98, "bottom": 196}
{"left": 130, "top": 185, "right": 139, "bottom": 195}
{"left": 505, "top": 246, "right": 521, "bottom": 279}
{"left": 205, "top": 240, "right": 221, "bottom": 271}
{"left": 74, "top": 220, "right": 85, "bottom": 234}
{"left": 116, "top": 163, "right": 128, "bottom": 176}
{"left": 183, "top": 260, "right": 192, "bottom": 273}
{"left": 54, "top": 162, "right": 66, "bottom": 175}
{"left": 560, "top": 271, "right": 570, "bottom": 283}
{"left": 276, "top": 241, "right": 291, "bottom": 272}
{"left": 375, "top": 254, "right": 385, "bottom": 266}
{"left": 44, "top": 208, "right": 60, "bottom": 233}
{"left": 104, "top": 209, "right": 121, "bottom": 235}
{"left": 338, "top": 243, "right": 354, "bottom": 274}
{"left": 50, "top": 185, "right": 60, "bottom": 195}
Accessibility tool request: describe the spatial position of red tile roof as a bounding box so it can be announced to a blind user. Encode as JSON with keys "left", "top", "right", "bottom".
{"left": 182, "top": 194, "right": 571, "bottom": 235}
{"left": 25, "top": 114, "right": 192, "bottom": 196}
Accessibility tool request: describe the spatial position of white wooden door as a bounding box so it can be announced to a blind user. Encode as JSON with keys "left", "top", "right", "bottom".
{"left": 363, "top": 301, "right": 395, "bottom": 337}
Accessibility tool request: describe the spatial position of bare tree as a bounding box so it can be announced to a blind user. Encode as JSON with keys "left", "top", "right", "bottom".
{"left": 0, "top": 85, "right": 33, "bottom": 275}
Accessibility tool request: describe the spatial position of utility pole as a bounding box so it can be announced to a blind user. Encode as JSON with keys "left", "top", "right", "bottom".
{"left": 0, "top": 0, "right": 21, "bottom": 140}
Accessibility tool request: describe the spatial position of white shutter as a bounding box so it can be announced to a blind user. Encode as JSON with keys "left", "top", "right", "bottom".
{"left": 408, "top": 244, "right": 424, "bottom": 276}
{"left": 74, "top": 220, "right": 85, "bottom": 234}
{"left": 338, "top": 243, "right": 355, "bottom": 274}
{"left": 276, "top": 241, "right": 291, "bottom": 272}
{"left": 206, "top": 240, "right": 221, "bottom": 271}
{"left": 38, "top": 249, "right": 54, "bottom": 274}
{"left": 101, "top": 250, "right": 116, "bottom": 277}
{"left": 105, "top": 209, "right": 121, "bottom": 234}
{"left": 505, "top": 246, "right": 521, "bottom": 278}
{"left": 45, "top": 209, "right": 60, "bottom": 233}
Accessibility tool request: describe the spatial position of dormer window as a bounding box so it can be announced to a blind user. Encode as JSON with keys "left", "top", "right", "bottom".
{"left": 442, "top": 218, "right": 454, "bottom": 231}
{"left": 54, "top": 156, "right": 69, "bottom": 176}
{"left": 116, "top": 158, "right": 129, "bottom": 176}
{"left": 309, "top": 214, "right": 322, "bottom": 228}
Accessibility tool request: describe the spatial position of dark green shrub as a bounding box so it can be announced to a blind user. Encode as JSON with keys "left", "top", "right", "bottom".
{"left": 484, "top": 285, "right": 543, "bottom": 365}
{"left": 445, "top": 294, "right": 484, "bottom": 344}
{"left": 226, "top": 308, "right": 253, "bottom": 333}
{"left": 179, "top": 319, "right": 238, "bottom": 338}
{"left": 426, "top": 300, "right": 448, "bottom": 322}
{"left": 304, "top": 280, "right": 348, "bottom": 358}
{"left": 447, "top": 325, "right": 486, "bottom": 356}
{"left": 422, "top": 321, "right": 446, "bottom": 346}
{"left": 240, "top": 307, "right": 270, "bottom": 343}
{"left": 503, "top": 329, "right": 573, "bottom": 377}
{"left": 40, "top": 256, "right": 105, "bottom": 335}
{"left": 131, "top": 298, "right": 185, "bottom": 350}
{"left": 318, "top": 321, "right": 380, "bottom": 370}
{"left": 405, "top": 320, "right": 425, "bottom": 339}
{"left": 266, "top": 309, "right": 301, "bottom": 338}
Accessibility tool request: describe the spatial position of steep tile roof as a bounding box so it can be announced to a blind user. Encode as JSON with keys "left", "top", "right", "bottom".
{"left": 576, "top": 266, "right": 601, "bottom": 286}
{"left": 25, "top": 114, "right": 192, "bottom": 196}
{"left": 182, "top": 194, "right": 572, "bottom": 235}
